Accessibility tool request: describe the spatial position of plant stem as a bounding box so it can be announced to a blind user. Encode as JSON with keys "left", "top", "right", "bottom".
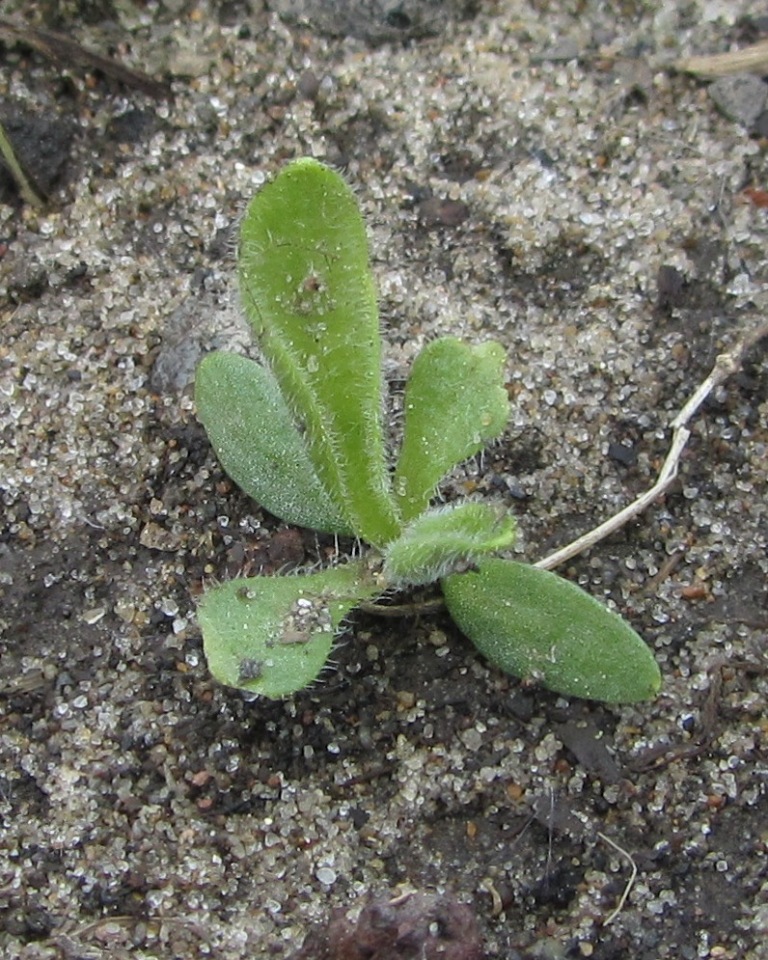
{"left": 676, "top": 39, "right": 768, "bottom": 78}
{"left": 0, "top": 119, "right": 46, "bottom": 207}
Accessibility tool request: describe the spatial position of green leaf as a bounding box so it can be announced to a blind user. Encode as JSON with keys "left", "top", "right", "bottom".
{"left": 196, "top": 351, "right": 353, "bottom": 534}
{"left": 383, "top": 502, "right": 517, "bottom": 587}
{"left": 394, "top": 337, "right": 510, "bottom": 521}
{"left": 199, "top": 561, "right": 380, "bottom": 698}
{"left": 238, "top": 158, "right": 400, "bottom": 546}
{"left": 442, "top": 559, "right": 661, "bottom": 703}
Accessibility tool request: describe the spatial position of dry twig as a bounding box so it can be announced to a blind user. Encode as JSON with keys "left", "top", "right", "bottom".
{"left": 0, "top": 17, "right": 170, "bottom": 98}
{"left": 597, "top": 831, "right": 638, "bottom": 926}
{"left": 535, "top": 322, "right": 768, "bottom": 571}
{"left": 676, "top": 39, "right": 768, "bottom": 78}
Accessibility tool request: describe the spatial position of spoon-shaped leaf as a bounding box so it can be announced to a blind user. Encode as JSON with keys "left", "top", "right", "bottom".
{"left": 394, "top": 337, "right": 510, "bottom": 521}
{"left": 383, "top": 502, "right": 517, "bottom": 587}
{"left": 442, "top": 559, "right": 661, "bottom": 703}
{"left": 199, "top": 561, "right": 380, "bottom": 698}
{"left": 196, "top": 350, "right": 353, "bottom": 534}
{"left": 238, "top": 157, "right": 400, "bottom": 546}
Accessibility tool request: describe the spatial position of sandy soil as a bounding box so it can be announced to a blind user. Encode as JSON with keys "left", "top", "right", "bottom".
{"left": 1, "top": 1, "right": 767, "bottom": 957}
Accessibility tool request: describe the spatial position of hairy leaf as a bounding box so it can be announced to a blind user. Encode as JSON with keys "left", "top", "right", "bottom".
{"left": 199, "top": 561, "right": 380, "bottom": 698}
{"left": 394, "top": 337, "right": 509, "bottom": 521}
{"left": 196, "top": 351, "right": 353, "bottom": 534}
{"left": 238, "top": 158, "right": 400, "bottom": 546}
{"left": 442, "top": 559, "right": 661, "bottom": 702}
{"left": 383, "top": 502, "right": 517, "bottom": 587}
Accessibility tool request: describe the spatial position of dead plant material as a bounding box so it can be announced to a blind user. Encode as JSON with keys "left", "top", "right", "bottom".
{"left": 675, "top": 39, "right": 768, "bottom": 78}
{"left": 0, "top": 17, "right": 170, "bottom": 99}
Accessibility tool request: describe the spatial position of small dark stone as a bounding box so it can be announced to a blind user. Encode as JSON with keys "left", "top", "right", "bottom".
{"left": 385, "top": 9, "right": 412, "bottom": 30}
{"left": 107, "top": 109, "right": 158, "bottom": 144}
{"left": 417, "top": 197, "right": 470, "bottom": 228}
{"left": 349, "top": 806, "right": 370, "bottom": 829}
{"left": 506, "top": 690, "right": 535, "bottom": 722}
{"left": 656, "top": 264, "right": 686, "bottom": 313}
{"left": 709, "top": 74, "right": 768, "bottom": 128}
{"left": 502, "top": 477, "right": 528, "bottom": 500}
{"left": 606, "top": 441, "right": 637, "bottom": 466}
{"left": 298, "top": 69, "right": 322, "bottom": 100}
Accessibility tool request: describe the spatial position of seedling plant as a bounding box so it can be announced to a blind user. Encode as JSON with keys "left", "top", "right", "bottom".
{"left": 195, "top": 158, "right": 662, "bottom": 704}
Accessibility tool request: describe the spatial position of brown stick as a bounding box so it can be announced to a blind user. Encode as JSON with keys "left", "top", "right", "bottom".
{"left": 675, "top": 39, "right": 768, "bottom": 78}
{"left": 0, "top": 17, "right": 170, "bottom": 99}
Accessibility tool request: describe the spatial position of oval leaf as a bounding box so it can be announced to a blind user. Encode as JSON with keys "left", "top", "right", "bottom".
{"left": 238, "top": 158, "right": 400, "bottom": 546}
{"left": 442, "top": 559, "right": 661, "bottom": 703}
{"left": 383, "top": 502, "right": 517, "bottom": 587}
{"left": 394, "top": 337, "right": 510, "bottom": 521}
{"left": 199, "top": 561, "right": 380, "bottom": 698}
{"left": 196, "top": 350, "right": 353, "bottom": 534}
